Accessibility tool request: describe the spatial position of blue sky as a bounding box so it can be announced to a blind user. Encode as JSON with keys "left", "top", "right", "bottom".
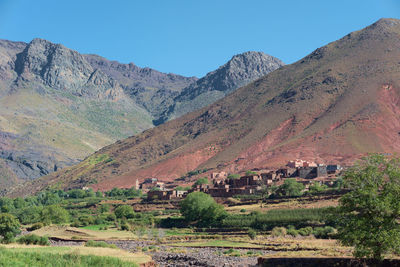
{"left": 0, "top": 0, "right": 399, "bottom": 77}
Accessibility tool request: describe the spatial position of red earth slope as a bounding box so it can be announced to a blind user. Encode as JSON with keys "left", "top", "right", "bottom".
{"left": 10, "top": 18, "right": 400, "bottom": 194}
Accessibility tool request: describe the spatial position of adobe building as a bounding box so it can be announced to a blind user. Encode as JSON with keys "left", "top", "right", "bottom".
{"left": 297, "top": 166, "right": 328, "bottom": 179}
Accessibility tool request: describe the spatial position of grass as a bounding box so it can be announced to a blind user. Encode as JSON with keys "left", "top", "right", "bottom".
{"left": 226, "top": 197, "right": 339, "bottom": 214}
{"left": 0, "top": 245, "right": 152, "bottom": 266}
{"left": 169, "top": 239, "right": 263, "bottom": 248}
{"left": 81, "top": 224, "right": 109, "bottom": 231}
{"left": 32, "top": 225, "right": 136, "bottom": 240}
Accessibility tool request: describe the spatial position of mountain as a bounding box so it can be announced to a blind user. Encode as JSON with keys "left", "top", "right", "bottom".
{"left": 155, "top": 52, "right": 284, "bottom": 124}
{"left": 0, "top": 38, "right": 282, "bottom": 188}
{"left": 12, "top": 18, "right": 400, "bottom": 195}
{"left": 83, "top": 54, "right": 198, "bottom": 119}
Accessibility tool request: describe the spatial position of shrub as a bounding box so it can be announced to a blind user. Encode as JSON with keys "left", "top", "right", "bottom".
{"left": 248, "top": 229, "right": 256, "bottom": 240}
{"left": 271, "top": 227, "right": 286, "bottom": 237}
{"left": 17, "top": 234, "right": 49, "bottom": 246}
{"left": 313, "top": 226, "right": 336, "bottom": 239}
{"left": 240, "top": 209, "right": 247, "bottom": 213}
{"left": 40, "top": 205, "right": 69, "bottom": 225}
{"left": 0, "top": 213, "right": 20, "bottom": 243}
{"left": 85, "top": 240, "right": 117, "bottom": 249}
{"left": 27, "top": 222, "right": 44, "bottom": 231}
{"left": 180, "top": 192, "right": 226, "bottom": 227}
{"left": 298, "top": 226, "right": 313, "bottom": 236}
{"left": 287, "top": 228, "right": 298, "bottom": 237}
{"left": 114, "top": 205, "right": 135, "bottom": 219}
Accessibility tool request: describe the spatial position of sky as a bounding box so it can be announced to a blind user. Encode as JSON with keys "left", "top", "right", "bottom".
{"left": 0, "top": 0, "right": 399, "bottom": 77}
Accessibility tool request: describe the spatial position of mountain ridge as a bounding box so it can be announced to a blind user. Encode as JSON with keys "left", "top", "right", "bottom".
{"left": 0, "top": 37, "right": 282, "bottom": 188}
{"left": 14, "top": 18, "right": 400, "bottom": 194}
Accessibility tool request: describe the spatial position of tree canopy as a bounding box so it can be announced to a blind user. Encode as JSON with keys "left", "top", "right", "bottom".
{"left": 277, "top": 178, "right": 304, "bottom": 197}
{"left": 180, "top": 192, "right": 226, "bottom": 226}
{"left": 0, "top": 213, "right": 20, "bottom": 243}
{"left": 335, "top": 154, "right": 400, "bottom": 260}
{"left": 114, "top": 205, "right": 135, "bottom": 219}
{"left": 40, "top": 205, "right": 69, "bottom": 225}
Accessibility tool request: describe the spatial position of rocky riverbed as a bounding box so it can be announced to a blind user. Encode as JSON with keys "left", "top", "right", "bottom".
{"left": 50, "top": 239, "right": 268, "bottom": 266}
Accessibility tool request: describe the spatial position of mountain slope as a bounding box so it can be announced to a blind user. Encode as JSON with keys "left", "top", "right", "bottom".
{"left": 155, "top": 52, "right": 284, "bottom": 124}
{"left": 83, "top": 54, "right": 197, "bottom": 119}
{"left": 14, "top": 18, "right": 400, "bottom": 195}
{"left": 0, "top": 38, "right": 283, "bottom": 187}
{"left": 0, "top": 38, "right": 155, "bottom": 185}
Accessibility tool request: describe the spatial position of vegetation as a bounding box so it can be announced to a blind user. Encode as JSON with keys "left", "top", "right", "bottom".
{"left": 85, "top": 240, "right": 117, "bottom": 249}
{"left": 193, "top": 177, "right": 209, "bottom": 187}
{"left": 40, "top": 205, "right": 70, "bottom": 225}
{"left": 0, "top": 247, "right": 139, "bottom": 267}
{"left": 335, "top": 154, "right": 400, "bottom": 260}
{"left": 180, "top": 192, "right": 226, "bottom": 226}
{"left": 227, "top": 174, "right": 240, "bottom": 179}
{"left": 17, "top": 234, "right": 50, "bottom": 246}
{"left": 0, "top": 213, "right": 20, "bottom": 243}
{"left": 114, "top": 205, "right": 135, "bottom": 219}
{"left": 222, "top": 208, "right": 329, "bottom": 230}
{"left": 274, "top": 179, "right": 304, "bottom": 197}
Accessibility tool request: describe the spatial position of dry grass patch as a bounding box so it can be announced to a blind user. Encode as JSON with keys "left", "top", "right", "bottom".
{"left": 2, "top": 244, "right": 151, "bottom": 265}
{"left": 32, "top": 225, "right": 136, "bottom": 240}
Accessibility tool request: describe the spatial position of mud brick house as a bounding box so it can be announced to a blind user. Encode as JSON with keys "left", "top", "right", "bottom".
{"left": 208, "top": 187, "right": 256, "bottom": 197}
{"left": 297, "top": 166, "right": 328, "bottom": 179}
{"left": 287, "top": 159, "right": 317, "bottom": 168}
{"left": 147, "top": 189, "right": 188, "bottom": 200}
{"left": 227, "top": 175, "right": 262, "bottom": 187}
{"left": 276, "top": 168, "right": 297, "bottom": 178}
{"left": 326, "top": 164, "right": 342, "bottom": 174}
{"left": 261, "top": 172, "right": 283, "bottom": 186}
{"left": 210, "top": 172, "right": 228, "bottom": 179}
{"left": 140, "top": 178, "right": 165, "bottom": 192}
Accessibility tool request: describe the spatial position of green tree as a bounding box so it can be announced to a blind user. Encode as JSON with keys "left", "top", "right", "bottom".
{"left": 114, "top": 205, "right": 135, "bottom": 219}
{"left": 40, "top": 205, "right": 69, "bottom": 224}
{"left": 180, "top": 192, "right": 226, "bottom": 226}
{"left": 0, "top": 213, "right": 20, "bottom": 243}
{"left": 308, "top": 182, "right": 327, "bottom": 195}
{"left": 193, "top": 177, "right": 209, "bottom": 187}
{"left": 227, "top": 174, "right": 240, "bottom": 179}
{"left": 335, "top": 154, "right": 400, "bottom": 260}
{"left": 245, "top": 170, "right": 257, "bottom": 176}
{"left": 15, "top": 206, "right": 43, "bottom": 225}
{"left": 277, "top": 179, "right": 304, "bottom": 197}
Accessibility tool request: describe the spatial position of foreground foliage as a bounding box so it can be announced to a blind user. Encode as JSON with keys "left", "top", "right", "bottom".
{"left": 335, "top": 154, "right": 400, "bottom": 260}
{"left": 0, "top": 247, "right": 138, "bottom": 267}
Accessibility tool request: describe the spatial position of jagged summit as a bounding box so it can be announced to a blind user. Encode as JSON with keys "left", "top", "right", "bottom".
{"left": 156, "top": 51, "right": 284, "bottom": 124}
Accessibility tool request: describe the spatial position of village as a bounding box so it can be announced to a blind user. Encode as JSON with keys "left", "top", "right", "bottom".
{"left": 140, "top": 159, "right": 344, "bottom": 201}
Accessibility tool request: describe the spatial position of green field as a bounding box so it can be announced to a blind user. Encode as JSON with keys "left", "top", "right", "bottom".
{"left": 0, "top": 245, "right": 152, "bottom": 267}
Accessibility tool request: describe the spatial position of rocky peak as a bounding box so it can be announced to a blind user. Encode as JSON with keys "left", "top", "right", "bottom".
{"left": 14, "top": 38, "right": 123, "bottom": 100}
{"left": 155, "top": 51, "right": 284, "bottom": 124}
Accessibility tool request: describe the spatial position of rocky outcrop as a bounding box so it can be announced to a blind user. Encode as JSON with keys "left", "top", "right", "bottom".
{"left": 156, "top": 51, "right": 284, "bottom": 124}
{"left": 84, "top": 54, "right": 198, "bottom": 118}
{"left": 14, "top": 38, "right": 125, "bottom": 100}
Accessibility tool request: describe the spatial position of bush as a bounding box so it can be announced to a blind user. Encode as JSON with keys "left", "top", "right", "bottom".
{"left": 248, "top": 229, "right": 256, "bottom": 240}
{"left": 114, "top": 205, "right": 134, "bottom": 219}
{"left": 27, "top": 222, "right": 44, "bottom": 231}
{"left": 240, "top": 209, "right": 247, "bottom": 213}
{"left": 271, "top": 227, "right": 286, "bottom": 237}
{"left": 180, "top": 192, "right": 226, "bottom": 227}
{"left": 85, "top": 240, "right": 117, "bottom": 249}
{"left": 17, "top": 234, "right": 49, "bottom": 246}
{"left": 0, "top": 213, "right": 20, "bottom": 243}
{"left": 313, "top": 226, "right": 336, "bottom": 239}
{"left": 40, "top": 205, "right": 69, "bottom": 225}
{"left": 298, "top": 226, "right": 313, "bottom": 236}
{"left": 287, "top": 228, "right": 298, "bottom": 237}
